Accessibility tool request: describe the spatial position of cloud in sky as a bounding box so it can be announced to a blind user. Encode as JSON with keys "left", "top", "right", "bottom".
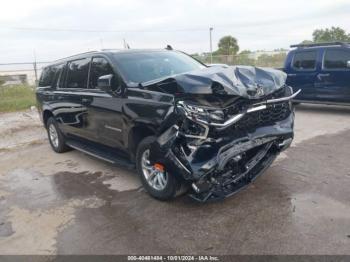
{"left": 0, "top": 0, "right": 349, "bottom": 63}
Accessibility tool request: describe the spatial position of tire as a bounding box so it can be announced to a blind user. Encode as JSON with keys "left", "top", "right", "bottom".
{"left": 136, "top": 136, "right": 180, "bottom": 200}
{"left": 46, "top": 117, "right": 70, "bottom": 153}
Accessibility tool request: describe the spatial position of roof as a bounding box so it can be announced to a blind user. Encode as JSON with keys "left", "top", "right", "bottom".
{"left": 50, "top": 48, "right": 173, "bottom": 65}
{"left": 290, "top": 42, "right": 350, "bottom": 49}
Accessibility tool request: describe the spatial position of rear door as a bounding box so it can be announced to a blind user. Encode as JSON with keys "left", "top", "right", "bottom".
{"left": 314, "top": 48, "right": 350, "bottom": 103}
{"left": 53, "top": 58, "right": 91, "bottom": 138}
{"left": 286, "top": 50, "right": 319, "bottom": 101}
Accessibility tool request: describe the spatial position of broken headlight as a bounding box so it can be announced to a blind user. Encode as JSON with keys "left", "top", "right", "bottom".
{"left": 176, "top": 101, "right": 225, "bottom": 125}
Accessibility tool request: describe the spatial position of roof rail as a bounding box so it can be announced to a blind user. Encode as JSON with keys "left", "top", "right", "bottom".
{"left": 290, "top": 42, "right": 350, "bottom": 48}
{"left": 100, "top": 48, "right": 123, "bottom": 51}
{"left": 54, "top": 50, "right": 98, "bottom": 62}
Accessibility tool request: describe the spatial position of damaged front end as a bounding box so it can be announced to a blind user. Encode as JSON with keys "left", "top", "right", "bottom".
{"left": 147, "top": 66, "right": 299, "bottom": 202}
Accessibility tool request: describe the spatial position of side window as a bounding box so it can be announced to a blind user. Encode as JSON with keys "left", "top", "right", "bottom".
{"left": 324, "top": 50, "right": 350, "bottom": 69}
{"left": 65, "top": 58, "right": 90, "bottom": 89}
{"left": 89, "top": 57, "right": 115, "bottom": 89}
{"left": 39, "top": 67, "right": 55, "bottom": 87}
{"left": 51, "top": 63, "right": 65, "bottom": 88}
{"left": 292, "top": 51, "right": 317, "bottom": 70}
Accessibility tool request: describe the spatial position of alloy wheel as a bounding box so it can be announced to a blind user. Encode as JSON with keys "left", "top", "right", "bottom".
{"left": 48, "top": 124, "right": 59, "bottom": 148}
{"left": 141, "top": 149, "right": 168, "bottom": 191}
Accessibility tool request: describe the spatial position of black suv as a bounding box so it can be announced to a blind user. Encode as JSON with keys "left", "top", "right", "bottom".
{"left": 36, "top": 49, "right": 297, "bottom": 202}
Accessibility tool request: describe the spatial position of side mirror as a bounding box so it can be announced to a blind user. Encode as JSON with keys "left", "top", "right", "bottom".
{"left": 347, "top": 61, "right": 350, "bottom": 68}
{"left": 97, "top": 74, "right": 114, "bottom": 91}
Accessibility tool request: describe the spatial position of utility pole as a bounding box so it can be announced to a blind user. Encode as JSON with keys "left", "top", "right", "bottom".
{"left": 209, "top": 27, "right": 213, "bottom": 64}
{"left": 33, "top": 49, "right": 38, "bottom": 86}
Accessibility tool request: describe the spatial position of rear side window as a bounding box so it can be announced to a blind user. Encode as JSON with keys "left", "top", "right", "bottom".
{"left": 39, "top": 67, "right": 55, "bottom": 86}
{"left": 292, "top": 51, "right": 317, "bottom": 70}
{"left": 89, "top": 57, "right": 115, "bottom": 88}
{"left": 51, "top": 63, "right": 65, "bottom": 88}
{"left": 65, "top": 58, "right": 90, "bottom": 89}
{"left": 324, "top": 50, "right": 350, "bottom": 69}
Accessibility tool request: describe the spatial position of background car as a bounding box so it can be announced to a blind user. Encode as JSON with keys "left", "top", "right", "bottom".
{"left": 284, "top": 42, "right": 350, "bottom": 105}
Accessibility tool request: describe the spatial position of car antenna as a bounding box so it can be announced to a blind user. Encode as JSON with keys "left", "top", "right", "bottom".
{"left": 165, "top": 45, "right": 173, "bottom": 50}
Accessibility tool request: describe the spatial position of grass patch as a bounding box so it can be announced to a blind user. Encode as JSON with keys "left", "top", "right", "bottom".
{"left": 0, "top": 85, "right": 36, "bottom": 113}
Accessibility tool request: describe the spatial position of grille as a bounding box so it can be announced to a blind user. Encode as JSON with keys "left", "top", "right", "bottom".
{"left": 234, "top": 102, "right": 290, "bottom": 131}
{"left": 213, "top": 101, "right": 290, "bottom": 137}
{"left": 222, "top": 86, "right": 288, "bottom": 119}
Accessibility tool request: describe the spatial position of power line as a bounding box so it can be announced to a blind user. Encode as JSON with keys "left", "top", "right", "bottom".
{"left": 3, "top": 26, "right": 307, "bottom": 38}
{"left": 0, "top": 62, "right": 51, "bottom": 66}
{"left": 10, "top": 26, "right": 208, "bottom": 33}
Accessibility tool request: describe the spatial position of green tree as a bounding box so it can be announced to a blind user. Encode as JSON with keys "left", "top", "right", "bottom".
{"left": 216, "top": 36, "right": 239, "bottom": 55}
{"left": 300, "top": 40, "right": 314, "bottom": 44}
{"left": 312, "top": 27, "right": 350, "bottom": 43}
{"left": 256, "top": 53, "right": 287, "bottom": 68}
{"left": 239, "top": 50, "right": 251, "bottom": 55}
{"left": 234, "top": 50, "right": 255, "bottom": 66}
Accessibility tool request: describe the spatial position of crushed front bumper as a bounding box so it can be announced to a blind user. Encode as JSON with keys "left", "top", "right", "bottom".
{"left": 150, "top": 94, "right": 295, "bottom": 202}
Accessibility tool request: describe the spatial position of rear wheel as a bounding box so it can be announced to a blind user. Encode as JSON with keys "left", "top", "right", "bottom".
{"left": 136, "top": 136, "right": 179, "bottom": 200}
{"left": 46, "top": 117, "right": 70, "bottom": 153}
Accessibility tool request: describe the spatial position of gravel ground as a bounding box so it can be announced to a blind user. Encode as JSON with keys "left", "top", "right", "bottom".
{"left": 0, "top": 104, "right": 349, "bottom": 255}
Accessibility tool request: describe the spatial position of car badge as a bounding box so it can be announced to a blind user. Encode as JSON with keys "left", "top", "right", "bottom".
{"left": 256, "top": 85, "right": 264, "bottom": 97}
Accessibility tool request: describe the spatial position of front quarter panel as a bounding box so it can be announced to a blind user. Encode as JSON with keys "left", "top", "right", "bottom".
{"left": 123, "top": 88, "right": 175, "bottom": 147}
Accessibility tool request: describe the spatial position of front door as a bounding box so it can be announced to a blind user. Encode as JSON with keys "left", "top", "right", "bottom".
{"left": 314, "top": 48, "right": 350, "bottom": 103}
{"left": 83, "top": 57, "right": 125, "bottom": 150}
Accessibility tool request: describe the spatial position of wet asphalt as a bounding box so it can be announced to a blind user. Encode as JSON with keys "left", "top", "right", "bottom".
{"left": 0, "top": 104, "right": 349, "bottom": 255}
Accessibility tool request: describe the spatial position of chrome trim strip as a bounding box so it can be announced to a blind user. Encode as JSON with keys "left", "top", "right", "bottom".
{"left": 180, "top": 89, "right": 301, "bottom": 130}
{"left": 247, "top": 104, "right": 267, "bottom": 113}
{"left": 278, "top": 138, "right": 293, "bottom": 147}
{"left": 196, "top": 113, "right": 245, "bottom": 127}
{"left": 104, "top": 125, "right": 122, "bottom": 132}
{"left": 254, "top": 89, "right": 301, "bottom": 105}
{"left": 53, "top": 91, "right": 112, "bottom": 98}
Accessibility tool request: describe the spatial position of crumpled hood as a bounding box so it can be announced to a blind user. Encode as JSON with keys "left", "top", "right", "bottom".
{"left": 144, "top": 65, "right": 287, "bottom": 99}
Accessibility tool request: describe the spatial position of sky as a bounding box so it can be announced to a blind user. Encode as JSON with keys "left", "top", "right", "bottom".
{"left": 0, "top": 0, "right": 350, "bottom": 64}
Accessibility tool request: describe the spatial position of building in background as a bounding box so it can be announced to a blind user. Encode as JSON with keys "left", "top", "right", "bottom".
{"left": 0, "top": 64, "right": 45, "bottom": 86}
{"left": 0, "top": 73, "right": 30, "bottom": 86}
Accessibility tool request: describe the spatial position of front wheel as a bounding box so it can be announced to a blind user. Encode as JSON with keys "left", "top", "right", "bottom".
{"left": 136, "top": 136, "right": 180, "bottom": 200}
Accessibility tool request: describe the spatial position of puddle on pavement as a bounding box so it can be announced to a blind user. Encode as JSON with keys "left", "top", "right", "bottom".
{"left": 0, "top": 169, "right": 133, "bottom": 211}
{"left": 0, "top": 168, "right": 134, "bottom": 254}
{"left": 55, "top": 130, "right": 350, "bottom": 254}
{"left": 0, "top": 129, "right": 349, "bottom": 254}
{"left": 0, "top": 221, "right": 14, "bottom": 237}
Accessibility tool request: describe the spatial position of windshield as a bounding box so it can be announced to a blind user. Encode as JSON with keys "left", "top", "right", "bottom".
{"left": 112, "top": 51, "right": 205, "bottom": 84}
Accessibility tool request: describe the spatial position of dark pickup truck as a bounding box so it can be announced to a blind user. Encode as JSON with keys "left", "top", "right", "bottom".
{"left": 284, "top": 42, "right": 350, "bottom": 105}
{"left": 36, "top": 49, "right": 297, "bottom": 202}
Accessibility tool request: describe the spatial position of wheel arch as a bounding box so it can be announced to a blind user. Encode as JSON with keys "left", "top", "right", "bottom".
{"left": 42, "top": 110, "right": 54, "bottom": 128}
{"left": 128, "top": 124, "right": 157, "bottom": 161}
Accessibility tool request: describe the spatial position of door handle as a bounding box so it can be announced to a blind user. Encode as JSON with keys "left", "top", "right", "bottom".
{"left": 287, "top": 73, "right": 297, "bottom": 77}
{"left": 81, "top": 98, "right": 90, "bottom": 103}
{"left": 317, "top": 73, "right": 330, "bottom": 81}
{"left": 317, "top": 73, "right": 330, "bottom": 78}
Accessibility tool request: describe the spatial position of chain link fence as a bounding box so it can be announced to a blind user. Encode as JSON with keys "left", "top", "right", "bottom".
{"left": 0, "top": 62, "right": 50, "bottom": 86}
{"left": 0, "top": 51, "right": 288, "bottom": 86}
{"left": 193, "top": 51, "right": 288, "bottom": 69}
